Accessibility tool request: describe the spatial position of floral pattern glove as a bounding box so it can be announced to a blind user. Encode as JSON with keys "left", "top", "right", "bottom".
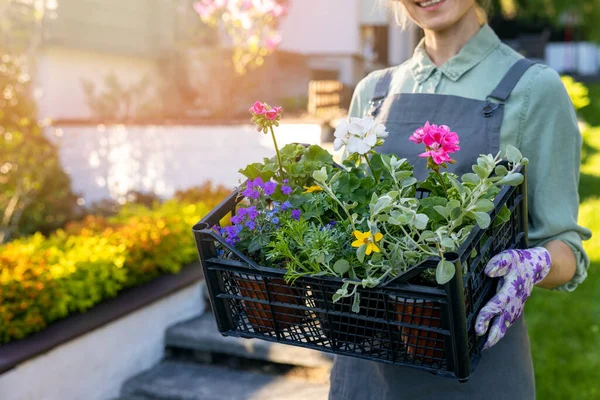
{"left": 475, "top": 248, "right": 551, "bottom": 349}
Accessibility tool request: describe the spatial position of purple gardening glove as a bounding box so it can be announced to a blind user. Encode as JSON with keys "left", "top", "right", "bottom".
{"left": 475, "top": 248, "right": 551, "bottom": 350}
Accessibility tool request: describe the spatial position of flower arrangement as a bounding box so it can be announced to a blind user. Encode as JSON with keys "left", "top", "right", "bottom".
{"left": 214, "top": 101, "right": 528, "bottom": 311}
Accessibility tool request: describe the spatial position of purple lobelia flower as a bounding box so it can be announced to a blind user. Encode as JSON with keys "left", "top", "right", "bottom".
{"left": 281, "top": 185, "right": 292, "bottom": 195}
{"left": 246, "top": 206, "right": 259, "bottom": 220}
{"left": 263, "top": 181, "right": 277, "bottom": 196}
{"left": 291, "top": 209, "right": 301, "bottom": 220}
{"left": 242, "top": 186, "right": 260, "bottom": 199}
{"left": 281, "top": 201, "right": 292, "bottom": 211}
{"left": 475, "top": 247, "right": 551, "bottom": 350}
{"left": 252, "top": 177, "right": 264, "bottom": 187}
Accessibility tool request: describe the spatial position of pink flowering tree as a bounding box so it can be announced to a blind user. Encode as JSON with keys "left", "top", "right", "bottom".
{"left": 193, "top": 0, "right": 289, "bottom": 74}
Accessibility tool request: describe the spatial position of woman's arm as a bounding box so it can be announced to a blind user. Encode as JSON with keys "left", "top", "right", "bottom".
{"left": 538, "top": 240, "right": 576, "bottom": 289}
{"left": 517, "top": 65, "right": 591, "bottom": 292}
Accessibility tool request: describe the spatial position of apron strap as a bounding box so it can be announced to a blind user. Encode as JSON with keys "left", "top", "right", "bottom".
{"left": 487, "top": 58, "right": 537, "bottom": 103}
{"left": 368, "top": 67, "right": 396, "bottom": 117}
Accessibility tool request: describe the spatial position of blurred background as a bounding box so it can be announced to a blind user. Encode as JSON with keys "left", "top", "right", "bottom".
{"left": 0, "top": 1, "right": 598, "bottom": 399}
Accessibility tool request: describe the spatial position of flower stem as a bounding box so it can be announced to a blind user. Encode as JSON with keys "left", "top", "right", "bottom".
{"left": 433, "top": 168, "right": 448, "bottom": 195}
{"left": 365, "top": 155, "right": 375, "bottom": 178}
{"left": 269, "top": 125, "right": 286, "bottom": 181}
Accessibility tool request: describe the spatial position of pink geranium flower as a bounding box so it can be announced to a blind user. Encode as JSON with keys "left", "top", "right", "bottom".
{"left": 409, "top": 121, "right": 431, "bottom": 144}
{"left": 249, "top": 101, "right": 267, "bottom": 115}
{"left": 412, "top": 122, "right": 460, "bottom": 165}
{"left": 265, "top": 108, "right": 279, "bottom": 120}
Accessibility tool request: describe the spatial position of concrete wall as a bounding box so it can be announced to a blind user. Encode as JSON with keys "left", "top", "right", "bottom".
{"left": 48, "top": 123, "right": 323, "bottom": 204}
{"left": 0, "top": 281, "right": 205, "bottom": 400}
{"left": 36, "top": 47, "right": 158, "bottom": 120}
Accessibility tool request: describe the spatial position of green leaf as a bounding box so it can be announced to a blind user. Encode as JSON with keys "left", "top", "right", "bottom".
{"left": 461, "top": 173, "right": 480, "bottom": 184}
{"left": 448, "top": 175, "right": 465, "bottom": 195}
{"left": 371, "top": 195, "right": 393, "bottom": 215}
{"left": 447, "top": 199, "right": 461, "bottom": 210}
{"left": 334, "top": 172, "right": 361, "bottom": 196}
{"left": 239, "top": 163, "right": 274, "bottom": 181}
{"left": 401, "top": 177, "right": 418, "bottom": 188}
{"left": 312, "top": 167, "right": 328, "bottom": 183}
{"left": 332, "top": 293, "right": 343, "bottom": 303}
{"left": 493, "top": 204, "right": 511, "bottom": 228}
{"left": 441, "top": 237, "right": 455, "bottom": 250}
{"left": 356, "top": 244, "right": 367, "bottom": 263}
{"left": 436, "top": 259, "right": 456, "bottom": 285}
{"left": 415, "top": 213, "right": 429, "bottom": 230}
{"left": 505, "top": 145, "right": 523, "bottom": 164}
{"left": 333, "top": 259, "right": 350, "bottom": 275}
{"left": 497, "top": 173, "right": 524, "bottom": 187}
{"left": 367, "top": 153, "right": 384, "bottom": 182}
{"left": 472, "top": 211, "right": 491, "bottom": 229}
{"left": 473, "top": 165, "right": 489, "bottom": 180}
{"left": 470, "top": 248, "right": 478, "bottom": 259}
{"left": 475, "top": 198, "right": 495, "bottom": 213}
{"left": 494, "top": 165, "right": 509, "bottom": 177}
{"left": 434, "top": 205, "right": 449, "bottom": 219}
{"left": 450, "top": 206, "right": 461, "bottom": 220}
{"left": 304, "top": 145, "right": 333, "bottom": 164}
{"left": 352, "top": 291, "right": 361, "bottom": 313}
{"left": 248, "top": 234, "right": 270, "bottom": 253}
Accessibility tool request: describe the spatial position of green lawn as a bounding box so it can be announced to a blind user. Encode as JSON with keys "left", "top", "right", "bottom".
{"left": 526, "top": 126, "right": 600, "bottom": 399}
{"left": 578, "top": 83, "right": 600, "bottom": 127}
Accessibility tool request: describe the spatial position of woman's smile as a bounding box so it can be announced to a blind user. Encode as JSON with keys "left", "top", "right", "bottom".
{"left": 413, "top": 0, "right": 447, "bottom": 11}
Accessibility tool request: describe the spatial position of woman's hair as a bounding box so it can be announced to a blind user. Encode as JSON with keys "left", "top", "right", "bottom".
{"left": 380, "top": 0, "right": 492, "bottom": 29}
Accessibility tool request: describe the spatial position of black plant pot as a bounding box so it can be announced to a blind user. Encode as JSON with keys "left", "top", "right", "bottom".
{"left": 311, "top": 287, "right": 390, "bottom": 348}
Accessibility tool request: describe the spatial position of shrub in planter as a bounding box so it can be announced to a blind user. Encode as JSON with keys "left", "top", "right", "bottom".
{"left": 0, "top": 200, "right": 210, "bottom": 344}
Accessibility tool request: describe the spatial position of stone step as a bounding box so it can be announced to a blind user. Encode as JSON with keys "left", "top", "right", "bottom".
{"left": 165, "top": 314, "right": 333, "bottom": 368}
{"left": 121, "top": 361, "right": 330, "bottom": 400}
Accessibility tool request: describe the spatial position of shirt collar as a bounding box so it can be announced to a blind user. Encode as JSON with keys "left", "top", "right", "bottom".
{"left": 410, "top": 24, "right": 501, "bottom": 83}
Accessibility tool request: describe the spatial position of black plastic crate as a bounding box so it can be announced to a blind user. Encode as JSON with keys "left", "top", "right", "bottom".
{"left": 192, "top": 166, "right": 528, "bottom": 381}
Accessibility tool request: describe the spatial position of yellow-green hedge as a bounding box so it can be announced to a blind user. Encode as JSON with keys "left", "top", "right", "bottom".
{"left": 0, "top": 200, "right": 211, "bottom": 344}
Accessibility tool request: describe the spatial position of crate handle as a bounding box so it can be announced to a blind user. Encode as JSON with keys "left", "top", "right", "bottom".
{"left": 194, "top": 222, "right": 263, "bottom": 271}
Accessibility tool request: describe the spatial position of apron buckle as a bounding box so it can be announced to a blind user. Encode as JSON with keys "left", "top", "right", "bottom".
{"left": 482, "top": 99, "right": 503, "bottom": 117}
{"left": 369, "top": 97, "right": 385, "bottom": 117}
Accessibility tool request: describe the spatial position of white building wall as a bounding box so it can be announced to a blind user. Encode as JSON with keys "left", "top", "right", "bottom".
{"left": 359, "top": 0, "right": 389, "bottom": 24}
{"left": 48, "top": 123, "right": 323, "bottom": 204}
{"left": 279, "top": 0, "right": 361, "bottom": 55}
{"left": 35, "top": 47, "right": 158, "bottom": 121}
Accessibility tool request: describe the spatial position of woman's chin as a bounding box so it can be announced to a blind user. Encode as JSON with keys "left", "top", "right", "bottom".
{"left": 417, "top": 16, "right": 458, "bottom": 32}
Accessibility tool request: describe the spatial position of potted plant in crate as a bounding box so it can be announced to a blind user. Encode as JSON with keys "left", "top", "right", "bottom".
{"left": 197, "top": 101, "right": 528, "bottom": 376}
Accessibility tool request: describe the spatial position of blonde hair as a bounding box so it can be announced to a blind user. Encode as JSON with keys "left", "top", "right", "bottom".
{"left": 381, "top": 0, "right": 491, "bottom": 29}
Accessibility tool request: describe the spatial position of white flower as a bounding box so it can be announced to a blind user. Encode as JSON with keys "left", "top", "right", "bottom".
{"left": 333, "top": 116, "right": 388, "bottom": 155}
{"left": 333, "top": 119, "right": 350, "bottom": 151}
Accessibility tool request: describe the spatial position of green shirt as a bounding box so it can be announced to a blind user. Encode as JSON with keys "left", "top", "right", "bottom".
{"left": 349, "top": 24, "right": 591, "bottom": 291}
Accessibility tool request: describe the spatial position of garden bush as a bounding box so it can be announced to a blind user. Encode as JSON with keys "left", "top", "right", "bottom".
{"left": 0, "top": 199, "right": 211, "bottom": 344}
{"left": 0, "top": 53, "right": 79, "bottom": 243}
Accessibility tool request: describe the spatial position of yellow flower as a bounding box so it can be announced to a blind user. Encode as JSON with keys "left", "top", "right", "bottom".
{"left": 303, "top": 185, "right": 323, "bottom": 194}
{"left": 351, "top": 230, "right": 383, "bottom": 255}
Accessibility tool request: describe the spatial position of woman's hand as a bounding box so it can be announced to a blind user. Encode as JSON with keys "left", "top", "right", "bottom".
{"left": 475, "top": 248, "right": 551, "bottom": 349}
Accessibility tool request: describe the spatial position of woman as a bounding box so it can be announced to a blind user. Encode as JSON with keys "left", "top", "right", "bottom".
{"left": 328, "top": 1, "right": 591, "bottom": 399}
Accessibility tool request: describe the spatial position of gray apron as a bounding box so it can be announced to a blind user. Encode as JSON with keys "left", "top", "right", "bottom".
{"left": 329, "top": 59, "right": 537, "bottom": 399}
